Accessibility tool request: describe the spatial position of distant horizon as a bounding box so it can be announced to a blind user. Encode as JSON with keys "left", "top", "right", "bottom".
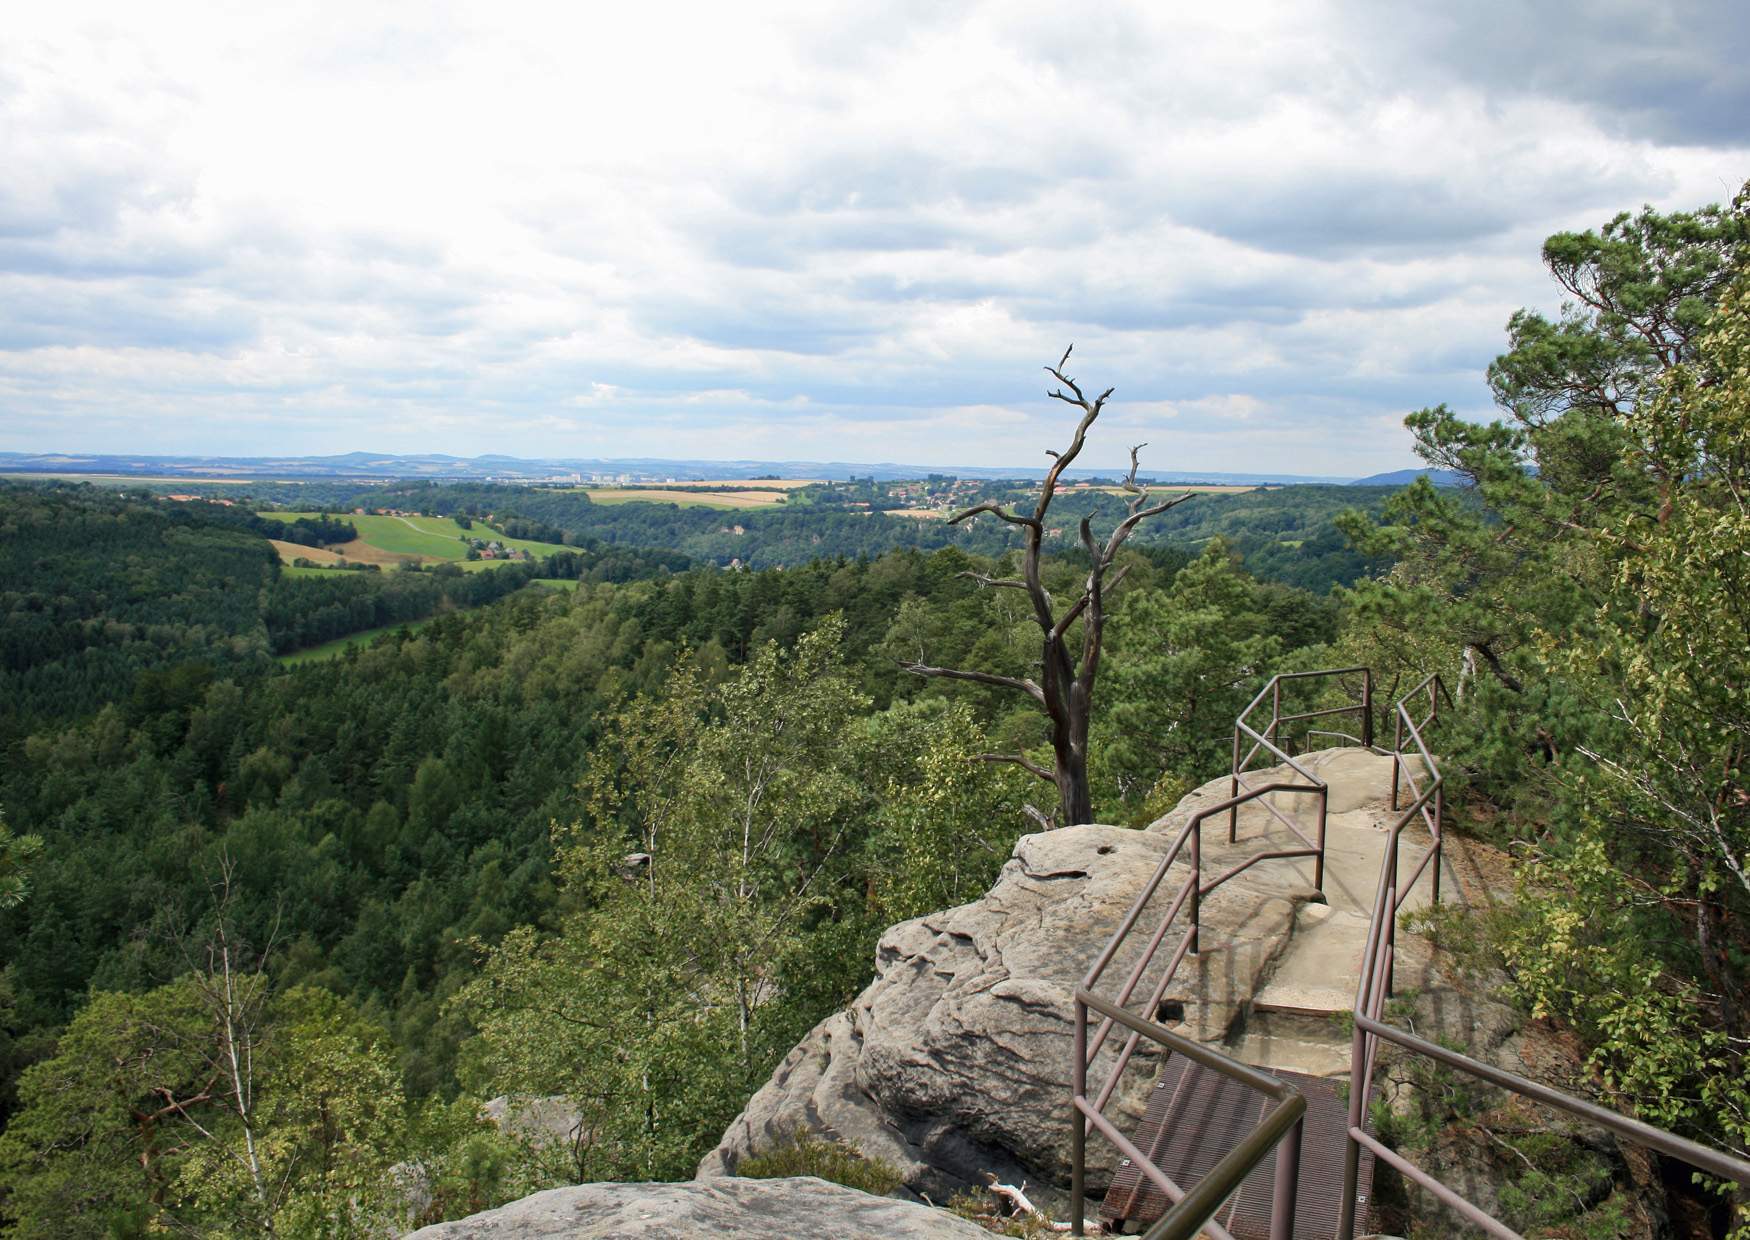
{"left": 0, "top": 448, "right": 1375, "bottom": 486}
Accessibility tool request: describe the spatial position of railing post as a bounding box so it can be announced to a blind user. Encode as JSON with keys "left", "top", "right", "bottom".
{"left": 1270, "top": 678, "right": 1281, "bottom": 746}
{"left": 1432, "top": 783, "right": 1444, "bottom": 906}
{"left": 1189, "top": 823, "right": 1201, "bottom": 956}
{"left": 1337, "top": 1018, "right": 1367, "bottom": 1240}
{"left": 1384, "top": 843, "right": 1398, "bottom": 1001}
{"left": 1229, "top": 727, "right": 1241, "bottom": 844}
{"left": 1071, "top": 998, "right": 1087, "bottom": 1236}
{"left": 1361, "top": 668, "right": 1374, "bottom": 749}
{"left": 1270, "top": 1113, "right": 1304, "bottom": 1240}
{"left": 1389, "top": 710, "right": 1403, "bottom": 811}
{"left": 1315, "top": 785, "right": 1328, "bottom": 895}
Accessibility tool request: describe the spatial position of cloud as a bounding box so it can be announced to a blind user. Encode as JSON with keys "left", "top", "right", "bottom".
{"left": 0, "top": 0, "right": 1744, "bottom": 477}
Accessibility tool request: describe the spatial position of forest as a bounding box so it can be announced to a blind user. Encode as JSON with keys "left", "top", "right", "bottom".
{"left": 0, "top": 187, "right": 1746, "bottom": 1237}
{"left": 346, "top": 477, "right": 1395, "bottom": 589}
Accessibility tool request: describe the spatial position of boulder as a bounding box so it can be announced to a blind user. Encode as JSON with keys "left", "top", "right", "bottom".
{"left": 403, "top": 1176, "right": 990, "bottom": 1238}
{"left": 699, "top": 751, "right": 1540, "bottom": 1219}
{"left": 698, "top": 759, "right": 1338, "bottom": 1207}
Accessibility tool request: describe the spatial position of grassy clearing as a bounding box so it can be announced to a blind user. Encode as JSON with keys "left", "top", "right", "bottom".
{"left": 259, "top": 511, "right": 572, "bottom": 564}
{"left": 278, "top": 617, "right": 437, "bottom": 665}
{"left": 530, "top": 578, "right": 580, "bottom": 590}
{"left": 282, "top": 564, "right": 368, "bottom": 578}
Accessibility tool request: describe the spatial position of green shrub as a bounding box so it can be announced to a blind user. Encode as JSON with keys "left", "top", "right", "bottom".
{"left": 737, "top": 1129, "right": 905, "bottom": 1197}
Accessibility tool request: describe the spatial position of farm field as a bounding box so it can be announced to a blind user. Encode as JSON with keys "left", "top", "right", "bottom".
{"left": 281, "top": 563, "right": 370, "bottom": 578}
{"left": 581, "top": 488, "right": 787, "bottom": 508}
{"left": 630, "top": 478, "right": 822, "bottom": 489}
{"left": 261, "top": 512, "right": 572, "bottom": 565}
{"left": 885, "top": 507, "right": 949, "bottom": 519}
{"left": 530, "top": 577, "right": 580, "bottom": 590}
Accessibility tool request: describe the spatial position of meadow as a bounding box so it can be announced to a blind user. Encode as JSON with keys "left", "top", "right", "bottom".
{"left": 262, "top": 511, "right": 573, "bottom": 566}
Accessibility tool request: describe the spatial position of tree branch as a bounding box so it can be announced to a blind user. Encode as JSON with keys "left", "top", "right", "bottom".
{"left": 977, "top": 752, "right": 1057, "bottom": 784}
{"left": 958, "top": 570, "right": 1031, "bottom": 592}
{"left": 948, "top": 501, "right": 1041, "bottom": 531}
{"left": 899, "top": 660, "right": 1048, "bottom": 707}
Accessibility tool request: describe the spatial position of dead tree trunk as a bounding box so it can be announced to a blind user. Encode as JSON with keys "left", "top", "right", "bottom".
{"left": 901, "top": 346, "right": 1192, "bottom": 825}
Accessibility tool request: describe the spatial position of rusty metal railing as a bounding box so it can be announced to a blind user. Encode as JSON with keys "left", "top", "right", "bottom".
{"left": 1335, "top": 674, "right": 1750, "bottom": 1238}
{"left": 1073, "top": 992, "right": 1305, "bottom": 1240}
{"left": 1072, "top": 667, "right": 1371, "bottom": 1238}
{"left": 1069, "top": 663, "right": 1750, "bottom": 1236}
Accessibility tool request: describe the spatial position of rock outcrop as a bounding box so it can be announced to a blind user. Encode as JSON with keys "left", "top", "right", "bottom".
{"left": 404, "top": 1176, "right": 992, "bottom": 1238}
{"left": 699, "top": 749, "right": 1525, "bottom": 1213}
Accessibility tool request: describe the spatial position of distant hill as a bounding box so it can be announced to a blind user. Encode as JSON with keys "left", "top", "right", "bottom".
{"left": 1347, "top": 468, "right": 1467, "bottom": 487}
{"left": 0, "top": 451, "right": 1350, "bottom": 487}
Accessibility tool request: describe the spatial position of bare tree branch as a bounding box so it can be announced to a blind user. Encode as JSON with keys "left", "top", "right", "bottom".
{"left": 977, "top": 752, "right": 1057, "bottom": 784}
{"left": 958, "top": 571, "right": 1031, "bottom": 592}
{"left": 948, "top": 501, "right": 1041, "bottom": 530}
{"left": 899, "top": 660, "right": 1048, "bottom": 707}
{"left": 899, "top": 346, "right": 1193, "bottom": 824}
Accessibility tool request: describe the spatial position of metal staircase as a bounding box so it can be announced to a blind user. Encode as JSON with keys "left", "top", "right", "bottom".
{"left": 1069, "top": 668, "right": 1750, "bottom": 1239}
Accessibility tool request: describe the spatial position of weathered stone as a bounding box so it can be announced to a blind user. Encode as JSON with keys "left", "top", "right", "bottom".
{"left": 404, "top": 1176, "right": 991, "bottom": 1238}
{"left": 699, "top": 821, "right": 1182, "bottom": 1204}
{"left": 699, "top": 749, "right": 1515, "bottom": 1215}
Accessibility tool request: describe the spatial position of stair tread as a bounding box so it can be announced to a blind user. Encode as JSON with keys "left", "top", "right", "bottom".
{"left": 1100, "top": 1056, "right": 1373, "bottom": 1238}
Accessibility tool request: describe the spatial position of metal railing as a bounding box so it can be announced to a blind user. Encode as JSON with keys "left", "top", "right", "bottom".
{"left": 1335, "top": 673, "right": 1750, "bottom": 1238}
{"left": 1072, "top": 668, "right": 1367, "bottom": 1239}
{"left": 1069, "top": 664, "right": 1750, "bottom": 1238}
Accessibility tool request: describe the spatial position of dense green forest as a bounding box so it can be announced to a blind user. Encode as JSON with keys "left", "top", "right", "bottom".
{"left": 345, "top": 478, "right": 1393, "bottom": 589}
{"left": 0, "top": 186, "right": 1746, "bottom": 1237}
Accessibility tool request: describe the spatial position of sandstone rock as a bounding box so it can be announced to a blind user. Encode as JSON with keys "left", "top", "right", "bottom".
{"left": 699, "top": 750, "right": 1522, "bottom": 1217}
{"left": 700, "top": 820, "right": 1182, "bottom": 1205}
{"left": 697, "top": 755, "right": 1363, "bottom": 1206}
{"left": 404, "top": 1176, "right": 990, "bottom": 1238}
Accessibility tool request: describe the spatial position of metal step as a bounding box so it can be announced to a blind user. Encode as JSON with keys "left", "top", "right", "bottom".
{"left": 1100, "top": 1055, "right": 1373, "bottom": 1238}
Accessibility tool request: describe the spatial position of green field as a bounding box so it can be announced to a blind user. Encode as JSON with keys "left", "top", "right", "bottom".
{"left": 261, "top": 511, "right": 573, "bottom": 562}
{"left": 282, "top": 564, "right": 368, "bottom": 578}
{"left": 530, "top": 577, "right": 580, "bottom": 590}
{"left": 278, "top": 616, "right": 438, "bottom": 665}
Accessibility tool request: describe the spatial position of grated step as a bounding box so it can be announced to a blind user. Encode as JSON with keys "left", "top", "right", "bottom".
{"left": 1100, "top": 1055, "right": 1373, "bottom": 1239}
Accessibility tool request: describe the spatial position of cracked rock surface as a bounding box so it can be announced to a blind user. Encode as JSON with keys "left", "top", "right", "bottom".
{"left": 699, "top": 759, "right": 1343, "bottom": 1205}
{"left": 405, "top": 1176, "right": 992, "bottom": 1238}
{"left": 699, "top": 750, "right": 1523, "bottom": 1209}
{"left": 700, "top": 821, "right": 1175, "bottom": 1203}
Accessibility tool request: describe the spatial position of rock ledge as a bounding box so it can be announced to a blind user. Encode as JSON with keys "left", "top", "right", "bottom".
{"left": 405, "top": 1175, "right": 990, "bottom": 1238}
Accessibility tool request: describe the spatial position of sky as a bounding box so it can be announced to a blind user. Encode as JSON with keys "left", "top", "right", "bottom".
{"left": 1, "top": 1, "right": 1746, "bottom": 476}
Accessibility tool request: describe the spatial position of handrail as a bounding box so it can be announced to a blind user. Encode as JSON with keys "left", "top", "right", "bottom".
{"left": 1070, "top": 661, "right": 1750, "bottom": 1238}
{"left": 1079, "top": 780, "right": 1326, "bottom": 1121}
{"left": 1072, "top": 667, "right": 1370, "bottom": 1239}
{"left": 1074, "top": 992, "right": 1305, "bottom": 1240}
{"left": 1335, "top": 675, "right": 1750, "bottom": 1238}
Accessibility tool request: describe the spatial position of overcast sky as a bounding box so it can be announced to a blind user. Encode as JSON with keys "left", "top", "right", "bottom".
{"left": 2, "top": 1, "right": 1745, "bottom": 475}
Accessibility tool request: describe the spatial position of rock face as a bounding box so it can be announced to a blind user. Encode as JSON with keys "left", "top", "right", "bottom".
{"left": 699, "top": 749, "right": 1525, "bottom": 1214}
{"left": 698, "top": 820, "right": 1182, "bottom": 1204}
{"left": 404, "top": 1176, "right": 991, "bottom": 1238}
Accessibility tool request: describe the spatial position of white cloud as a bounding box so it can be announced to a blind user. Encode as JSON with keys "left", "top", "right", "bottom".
{"left": 0, "top": 0, "right": 1744, "bottom": 475}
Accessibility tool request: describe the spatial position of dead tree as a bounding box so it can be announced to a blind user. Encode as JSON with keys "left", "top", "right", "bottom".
{"left": 901, "top": 346, "right": 1193, "bottom": 825}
